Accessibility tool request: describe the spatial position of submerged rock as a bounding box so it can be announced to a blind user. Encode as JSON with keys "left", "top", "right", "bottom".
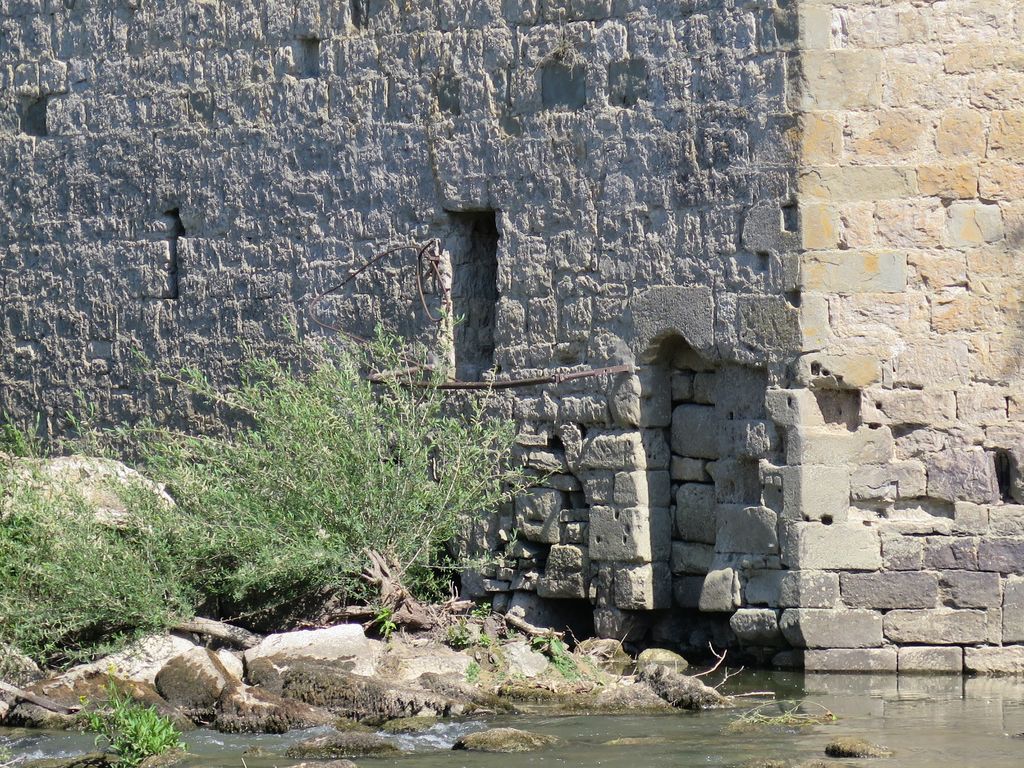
{"left": 592, "top": 681, "right": 674, "bottom": 712}
{"left": 156, "top": 648, "right": 240, "bottom": 721}
{"left": 824, "top": 737, "right": 894, "bottom": 758}
{"left": 290, "top": 762, "right": 358, "bottom": 768}
{"left": 604, "top": 736, "right": 670, "bottom": 746}
{"left": 637, "top": 665, "right": 726, "bottom": 710}
{"left": 453, "top": 727, "right": 560, "bottom": 752}
{"left": 285, "top": 731, "right": 401, "bottom": 759}
{"left": 136, "top": 750, "right": 188, "bottom": 768}
{"left": 636, "top": 648, "right": 689, "bottom": 674}
{"left": 247, "top": 656, "right": 467, "bottom": 722}
{"left": 214, "top": 682, "right": 334, "bottom": 734}
{"left": 22, "top": 753, "right": 115, "bottom": 768}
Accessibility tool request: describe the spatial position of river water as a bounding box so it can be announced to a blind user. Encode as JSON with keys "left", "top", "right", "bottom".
{"left": 3, "top": 671, "right": 1023, "bottom": 767}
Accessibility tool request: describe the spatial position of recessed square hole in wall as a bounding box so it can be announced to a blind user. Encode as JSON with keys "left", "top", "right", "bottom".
{"left": 781, "top": 202, "right": 799, "bottom": 233}
{"left": 351, "top": 0, "right": 368, "bottom": 29}
{"left": 163, "top": 208, "right": 185, "bottom": 300}
{"left": 608, "top": 58, "right": 648, "bottom": 107}
{"left": 18, "top": 95, "right": 48, "bottom": 137}
{"left": 296, "top": 37, "right": 321, "bottom": 78}
{"left": 447, "top": 210, "right": 499, "bottom": 381}
{"left": 437, "top": 76, "right": 461, "bottom": 116}
{"left": 541, "top": 61, "right": 586, "bottom": 110}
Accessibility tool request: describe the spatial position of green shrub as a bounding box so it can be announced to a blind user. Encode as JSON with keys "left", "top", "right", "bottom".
{"left": 132, "top": 335, "right": 522, "bottom": 620}
{"left": 84, "top": 679, "right": 186, "bottom": 766}
{"left": 0, "top": 461, "right": 193, "bottom": 667}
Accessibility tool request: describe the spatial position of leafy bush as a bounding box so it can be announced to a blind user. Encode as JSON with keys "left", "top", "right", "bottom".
{"left": 84, "top": 679, "right": 186, "bottom": 766}
{"left": 0, "top": 460, "right": 193, "bottom": 667}
{"left": 132, "top": 335, "right": 522, "bottom": 621}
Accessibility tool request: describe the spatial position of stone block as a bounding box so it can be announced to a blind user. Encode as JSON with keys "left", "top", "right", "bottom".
{"left": 671, "top": 405, "right": 719, "bottom": 459}
{"left": 698, "top": 567, "right": 741, "bottom": 613}
{"left": 883, "top": 609, "right": 996, "bottom": 645}
{"left": 716, "top": 505, "right": 779, "bottom": 555}
{"left": 669, "top": 542, "right": 714, "bottom": 575}
{"left": 800, "top": 250, "right": 908, "bottom": 293}
{"left": 954, "top": 502, "right": 990, "bottom": 534}
{"left": 641, "top": 430, "right": 671, "bottom": 470}
{"left": 800, "top": 51, "right": 882, "bottom": 110}
{"left": 692, "top": 373, "right": 716, "bottom": 404}
{"left": 779, "top": 570, "right": 840, "bottom": 608}
{"left": 671, "top": 372, "right": 693, "bottom": 401}
{"left": 1002, "top": 576, "right": 1024, "bottom": 643}
{"left": 882, "top": 534, "right": 924, "bottom": 570}
{"left": 671, "top": 457, "right": 708, "bottom": 482}
{"left": 514, "top": 509, "right": 561, "bottom": 544}
{"left": 674, "top": 483, "right": 717, "bottom": 544}
{"left": 801, "top": 166, "right": 916, "bottom": 203}
{"left": 613, "top": 470, "right": 671, "bottom": 508}
{"left": 578, "top": 431, "right": 646, "bottom": 470}
{"left": 730, "top": 609, "right": 784, "bottom": 647}
{"left": 744, "top": 570, "right": 786, "bottom": 606}
{"left": 629, "top": 286, "right": 715, "bottom": 360}
{"left": 850, "top": 462, "right": 927, "bottom": 501}
{"left": 924, "top": 536, "right": 979, "bottom": 570}
{"left": 988, "top": 506, "right": 1024, "bottom": 537}
{"left": 614, "top": 562, "right": 671, "bottom": 611}
{"left": 724, "top": 420, "right": 778, "bottom": 461}
{"left": 964, "top": 647, "right": 1024, "bottom": 676}
{"left": 918, "top": 164, "right": 978, "bottom": 199}
{"left": 795, "top": 354, "right": 882, "bottom": 390}
{"left": 978, "top": 538, "right": 1024, "bottom": 573}
{"left": 939, "top": 571, "right": 1002, "bottom": 608}
{"left": 785, "top": 427, "right": 894, "bottom": 466}
{"left": 897, "top": 647, "right": 963, "bottom": 675}
{"left": 804, "top": 648, "right": 897, "bottom": 673}
{"left": 779, "top": 609, "right": 883, "bottom": 649}
{"left": 580, "top": 471, "right": 614, "bottom": 506}
{"left": 515, "top": 488, "right": 565, "bottom": 521}
{"left": 861, "top": 390, "right": 956, "bottom": 427}
{"left": 589, "top": 506, "right": 671, "bottom": 564}
{"left": 536, "top": 545, "right": 588, "bottom": 600}
{"left": 840, "top": 572, "right": 938, "bottom": 610}
{"left": 893, "top": 340, "right": 970, "bottom": 388}
{"left": 780, "top": 521, "right": 882, "bottom": 571}
{"left": 945, "top": 202, "right": 1005, "bottom": 246}
{"left": 593, "top": 607, "right": 649, "bottom": 643}
{"left": 927, "top": 449, "right": 999, "bottom": 504}
{"left": 762, "top": 463, "right": 851, "bottom": 523}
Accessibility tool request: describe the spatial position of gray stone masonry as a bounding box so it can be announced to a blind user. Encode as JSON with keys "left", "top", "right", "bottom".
{"left": 5, "top": 0, "right": 1024, "bottom": 673}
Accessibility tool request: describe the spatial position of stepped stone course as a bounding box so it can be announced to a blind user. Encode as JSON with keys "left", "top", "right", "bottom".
{"left": 4, "top": 0, "right": 1024, "bottom": 671}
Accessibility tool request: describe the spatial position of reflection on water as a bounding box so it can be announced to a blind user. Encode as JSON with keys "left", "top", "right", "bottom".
{"left": 3, "top": 672, "right": 1023, "bottom": 767}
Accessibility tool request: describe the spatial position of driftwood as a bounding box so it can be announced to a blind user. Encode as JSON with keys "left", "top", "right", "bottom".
{"left": 172, "top": 617, "right": 262, "bottom": 649}
{"left": 362, "top": 549, "right": 436, "bottom": 631}
{"left": 0, "top": 680, "right": 80, "bottom": 715}
{"left": 503, "top": 612, "right": 564, "bottom": 639}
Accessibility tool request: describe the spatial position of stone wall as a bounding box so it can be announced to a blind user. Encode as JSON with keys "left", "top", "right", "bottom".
{"left": 3, "top": 0, "right": 1023, "bottom": 671}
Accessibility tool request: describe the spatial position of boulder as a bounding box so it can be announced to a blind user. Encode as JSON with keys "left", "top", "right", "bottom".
{"left": 636, "top": 647, "right": 689, "bottom": 673}
{"left": 453, "top": 727, "right": 559, "bottom": 752}
{"left": 136, "top": 751, "right": 189, "bottom": 768}
{"left": 214, "top": 682, "right": 334, "bottom": 734}
{"left": 637, "top": 665, "right": 726, "bottom": 710}
{"left": 1, "top": 643, "right": 42, "bottom": 685}
{"left": 22, "top": 754, "right": 116, "bottom": 768}
{"left": 375, "top": 638, "right": 472, "bottom": 683}
{"left": 380, "top": 715, "right": 438, "bottom": 733}
{"left": 156, "top": 648, "right": 241, "bottom": 721}
{"left": 592, "top": 681, "right": 674, "bottom": 712}
{"left": 247, "top": 656, "right": 468, "bottom": 723}
{"left": 502, "top": 641, "right": 550, "bottom": 678}
{"left": 824, "top": 737, "right": 894, "bottom": 758}
{"left": 285, "top": 731, "right": 400, "bottom": 759}
{"left": 72, "top": 635, "right": 198, "bottom": 686}
{"left": 243, "top": 625, "right": 382, "bottom": 677}
{"left": 576, "top": 638, "right": 633, "bottom": 675}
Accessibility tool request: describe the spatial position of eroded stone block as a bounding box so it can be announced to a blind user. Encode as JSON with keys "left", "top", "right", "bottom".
{"left": 840, "top": 572, "right": 938, "bottom": 610}
{"left": 883, "top": 609, "right": 997, "bottom": 645}
{"left": 898, "top": 646, "right": 963, "bottom": 674}
{"left": 780, "top": 608, "right": 883, "bottom": 649}
{"left": 804, "top": 648, "right": 897, "bottom": 673}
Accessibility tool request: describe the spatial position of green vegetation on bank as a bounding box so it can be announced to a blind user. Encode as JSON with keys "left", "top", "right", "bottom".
{"left": 0, "top": 336, "right": 522, "bottom": 669}
{"left": 83, "top": 679, "right": 186, "bottom": 766}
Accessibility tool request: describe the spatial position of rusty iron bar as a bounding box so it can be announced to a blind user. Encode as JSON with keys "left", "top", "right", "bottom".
{"left": 307, "top": 241, "right": 635, "bottom": 391}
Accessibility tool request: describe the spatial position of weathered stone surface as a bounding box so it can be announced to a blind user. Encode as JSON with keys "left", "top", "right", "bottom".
{"left": 635, "top": 648, "right": 689, "bottom": 674}
{"left": 674, "top": 484, "right": 718, "bottom": 544}
{"left": 779, "top": 570, "right": 840, "bottom": 609}
{"left": 671, "top": 405, "right": 719, "bottom": 460}
{"left": 537, "top": 545, "right": 589, "bottom": 599}
{"left": 824, "top": 737, "right": 893, "bottom": 759}
{"left": 590, "top": 506, "right": 671, "bottom": 564}
{"left": 781, "top": 522, "right": 883, "bottom": 570}
{"left": 669, "top": 542, "right": 714, "bottom": 575}
{"left": 286, "top": 731, "right": 401, "bottom": 759}
{"left": 614, "top": 563, "right": 671, "bottom": 611}
{"left": 716, "top": 505, "right": 779, "bottom": 555}
{"left": 804, "top": 648, "right": 897, "bottom": 673}
{"left": 453, "top": 727, "right": 559, "bottom": 753}
{"left": 939, "top": 571, "right": 1002, "bottom": 608}
{"left": 244, "top": 625, "right": 382, "bottom": 677}
{"left": 215, "top": 683, "right": 334, "bottom": 734}
{"left": 780, "top": 609, "right": 883, "bottom": 649}
{"left": 898, "top": 647, "right": 963, "bottom": 674}
{"left": 730, "top": 609, "right": 784, "bottom": 646}
{"left": 927, "top": 449, "right": 999, "bottom": 504}
{"left": 699, "top": 567, "right": 742, "bottom": 613}
{"left": 964, "top": 647, "right": 1024, "bottom": 675}
{"left": 979, "top": 539, "right": 1024, "bottom": 573}
{"left": 840, "top": 572, "right": 938, "bottom": 610}
{"left": 883, "top": 609, "right": 997, "bottom": 645}
{"left": 156, "top": 648, "right": 239, "bottom": 719}
{"left": 1002, "top": 576, "right": 1024, "bottom": 643}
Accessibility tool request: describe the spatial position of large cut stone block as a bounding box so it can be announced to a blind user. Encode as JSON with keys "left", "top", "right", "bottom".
{"left": 589, "top": 506, "right": 671, "bottom": 564}
{"left": 730, "top": 609, "right": 784, "bottom": 646}
{"left": 674, "top": 483, "right": 717, "bottom": 544}
{"left": 579, "top": 431, "right": 647, "bottom": 470}
{"left": 964, "top": 647, "right": 1024, "bottom": 675}
{"left": 979, "top": 538, "right": 1024, "bottom": 573}
{"left": 898, "top": 647, "right": 963, "bottom": 674}
{"left": 850, "top": 462, "right": 927, "bottom": 502}
{"left": 804, "top": 648, "right": 897, "bottom": 673}
{"left": 779, "top": 570, "right": 840, "bottom": 608}
{"left": 629, "top": 286, "right": 715, "bottom": 359}
{"left": 786, "top": 427, "right": 894, "bottom": 466}
{"left": 515, "top": 488, "right": 565, "bottom": 521}
{"left": 761, "top": 463, "right": 850, "bottom": 523}
{"left": 614, "top": 562, "right": 672, "bottom": 611}
{"left": 1002, "top": 576, "right": 1024, "bottom": 643}
{"left": 669, "top": 542, "right": 714, "bottom": 575}
{"left": 745, "top": 570, "right": 786, "bottom": 606}
{"left": 671, "top": 405, "right": 719, "bottom": 459}
{"left": 800, "top": 250, "right": 908, "bottom": 293}
{"left": 927, "top": 449, "right": 999, "bottom": 504}
{"left": 800, "top": 50, "right": 883, "bottom": 110}
{"left": 780, "top": 521, "right": 882, "bottom": 570}
{"left": 536, "top": 545, "right": 588, "bottom": 600}
{"left": 780, "top": 609, "right": 883, "bottom": 649}
{"left": 939, "top": 571, "right": 1001, "bottom": 609}
{"left": 840, "top": 572, "right": 938, "bottom": 610}
{"left": 716, "top": 505, "right": 779, "bottom": 555}
{"left": 698, "top": 567, "right": 741, "bottom": 613}
{"left": 883, "top": 609, "right": 997, "bottom": 645}
{"left": 673, "top": 576, "right": 705, "bottom": 608}
{"left": 614, "top": 471, "right": 671, "bottom": 508}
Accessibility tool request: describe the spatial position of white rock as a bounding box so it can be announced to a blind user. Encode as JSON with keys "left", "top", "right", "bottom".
{"left": 378, "top": 638, "right": 472, "bottom": 683}
{"left": 502, "top": 641, "right": 549, "bottom": 678}
{"left": 70, "top": 634, "right": 198, "bottom": 685}
{"left": 243, "top": 624, "right": 383, "bottom": 676}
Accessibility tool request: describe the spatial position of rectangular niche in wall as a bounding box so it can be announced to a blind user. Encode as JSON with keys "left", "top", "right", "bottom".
{"left": 447, "top": 211, "right": 499, "bottom": 381}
